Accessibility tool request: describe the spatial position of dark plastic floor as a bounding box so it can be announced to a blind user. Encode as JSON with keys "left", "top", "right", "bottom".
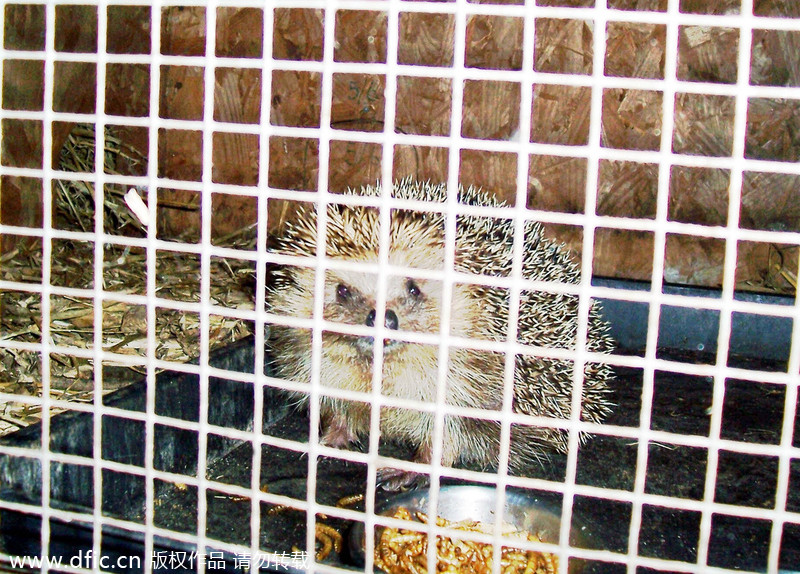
{"left": 140, "top": 351, "right": 800, "bottom": 572}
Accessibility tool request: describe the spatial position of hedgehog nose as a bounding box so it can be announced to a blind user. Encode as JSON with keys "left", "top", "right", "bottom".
{"left": 366, "top": 309, "right": 399, "bottom": 330}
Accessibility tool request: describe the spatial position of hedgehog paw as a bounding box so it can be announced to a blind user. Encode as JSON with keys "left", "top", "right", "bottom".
{"left": 376, "top": 467, "right": 430, "bottom": 491}
{"left": 320, "top": 417, "right": 358, "bottom": 449}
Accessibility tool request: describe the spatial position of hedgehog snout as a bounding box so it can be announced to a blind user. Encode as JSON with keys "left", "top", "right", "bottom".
{"left": 365, "top": 309, "right": 399, "bottom": 331}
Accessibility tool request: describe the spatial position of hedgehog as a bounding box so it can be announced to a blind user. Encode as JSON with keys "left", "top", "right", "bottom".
{"left": 266, "top": 179, "right": 615, "bottom": 490}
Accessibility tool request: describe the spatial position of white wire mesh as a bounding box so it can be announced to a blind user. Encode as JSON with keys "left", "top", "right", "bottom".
{"left": 0, "top": 1, "right": 797, "bottom": 573}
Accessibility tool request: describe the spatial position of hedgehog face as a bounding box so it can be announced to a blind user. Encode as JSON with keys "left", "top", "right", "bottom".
{"left": 267, "top": 189, "right": 495, "bottom": 389}
{"left": 322, "top": 268, "right": 444, "bottom": 357}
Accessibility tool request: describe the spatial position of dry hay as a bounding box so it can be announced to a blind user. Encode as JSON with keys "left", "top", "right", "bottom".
{"left": 54, "top": 124, "right": 149, "bottom": 236}
{"left": 0, "top": 124, "right": 256, "bottom": 437}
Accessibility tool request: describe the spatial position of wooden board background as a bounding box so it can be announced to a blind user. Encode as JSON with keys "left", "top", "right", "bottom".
{"left": 2, "top": 1, "right": 799, "bottom": 294}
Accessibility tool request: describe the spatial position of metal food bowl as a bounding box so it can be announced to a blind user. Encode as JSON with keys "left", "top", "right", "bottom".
{"left": 349, "top": 484, "right": 588, "bottom": 572}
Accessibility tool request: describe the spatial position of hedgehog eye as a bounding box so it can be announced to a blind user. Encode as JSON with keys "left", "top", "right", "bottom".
{"left": 336, "top": 283, "right": 352, "bottom": 303}
{"left": 406, "top": 279, "right": 421, "bottom": 299}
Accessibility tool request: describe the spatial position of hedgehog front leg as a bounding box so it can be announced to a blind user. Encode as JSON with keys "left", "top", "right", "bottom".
{"left": 319, "top": 404, "right": 359, "bottom": 448}
{"left": 376, "top": 444, "right": 433, "bottom": 491}
{"left": 377, "top": 435, "right": 464, "bottom": 491}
